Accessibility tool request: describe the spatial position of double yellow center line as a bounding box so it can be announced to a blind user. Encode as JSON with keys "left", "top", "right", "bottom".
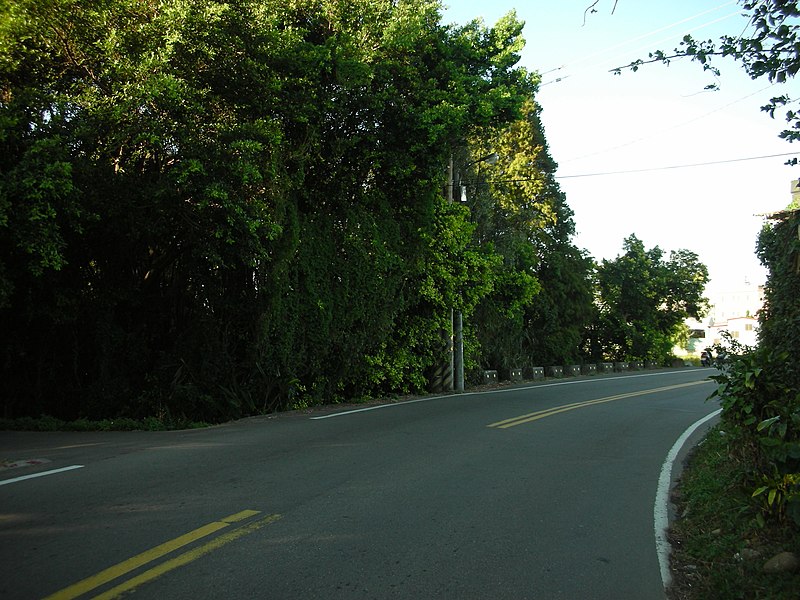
{"left": 488, "top": 380, "right": 710, "bottom": 429}
{"left": 44, "top": 509, "right": 281, "bottom": 600}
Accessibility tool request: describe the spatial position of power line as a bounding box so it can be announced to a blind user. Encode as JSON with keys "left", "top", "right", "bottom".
{"left": 576, "top": 1, "right": 735, "bottom": 68}
{"left": 554, "top": 152, "right": 799, "bottom": 179}
{"left": 462, "top": 153, "right": 797, "bottom": 186}
{"left": 560, "top": 83, "right": 776, "bottom": 163}
{"left": 461, "top": 151, "right": 798, "bottom": 186}
{"left": 540, "top": 1, "right": 738, "bottom": 85}
{"left": 543, "top": 11, "right": 741, "bottom": 86}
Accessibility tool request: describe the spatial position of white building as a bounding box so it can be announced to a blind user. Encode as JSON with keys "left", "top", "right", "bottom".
{"left": 707, "top": 314, "right": 759, "bottom": 348}
{"left": 706, "top": 284, "right": 764, "bottom": 326}
{"left": 679, "top": 179, "right": 799, "bottom": 357}
{"left": 681, "top": 282, "right": 764, "bottom": 356}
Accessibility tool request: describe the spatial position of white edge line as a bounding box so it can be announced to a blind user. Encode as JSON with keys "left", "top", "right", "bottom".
{"left": 310, "top": 369, "right": 716, "bottom": 420}
{"left": 310, "top": 396, "right": 450, "bottom": 419}
{"left": 655, "top": 408, "right": 722, "bottom": 589}
{"left": 0, "top": 464, "right": 84, "bottom": 486}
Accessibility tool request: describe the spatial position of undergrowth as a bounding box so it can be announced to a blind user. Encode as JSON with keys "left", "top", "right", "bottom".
{"left": 669, "top": 425, "right": 800, "bottom": 599}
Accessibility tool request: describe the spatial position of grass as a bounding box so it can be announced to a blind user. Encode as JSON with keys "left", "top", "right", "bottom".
{"left": 668, "top": 425, "right": 800, "bottom": 599}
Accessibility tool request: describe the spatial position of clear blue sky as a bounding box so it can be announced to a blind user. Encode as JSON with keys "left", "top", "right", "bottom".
{"left": 442, "top": 0, "right": 799, "bottom": 291}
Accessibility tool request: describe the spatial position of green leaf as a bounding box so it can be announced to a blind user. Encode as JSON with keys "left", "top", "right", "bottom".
{"left": 768, "top": 488, "right": 778, "bottom": 506}
{"left": 757, "top": 415, "right": 780, "bottom": 431}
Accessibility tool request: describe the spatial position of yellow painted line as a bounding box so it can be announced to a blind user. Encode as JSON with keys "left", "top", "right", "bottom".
{"left": 90, "top": 513, "right": 282, "bottom": 600}
{"left": 222, "top": 509, "right": 262, "bottom": 523}
{"left": 488, "top": 381, "right": 709, "bottom": 429}
{"left": 43, "top": 510, "right": 265, "bottom": 600}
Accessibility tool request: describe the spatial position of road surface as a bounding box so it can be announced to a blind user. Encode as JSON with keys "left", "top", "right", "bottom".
{"left": 0, "top": 368, "right": 719, "bottom": 599}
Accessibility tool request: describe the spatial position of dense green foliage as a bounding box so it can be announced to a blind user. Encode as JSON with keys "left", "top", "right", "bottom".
{"left": 757, "top": 210, "right": 800, "bottom": 391}
{"left": 0, "top": 0, "right": 569, "bottom": 421}
{"left": 586, "top": 234, "right": 709, "bottom": 364}
{"left": 707, "top": 211, "right": 800, "bottom": 529}
{"left": 668, "top": 425, "right": 800, "bottom": 600}
{"left": 752, "top": 210, "right": 800, "bottom": 525}
{"left": 465, "top": 99, "right": 595, "bottom": 374}
{"left": 0, "top": 0, "right": 708, "bottom": 423}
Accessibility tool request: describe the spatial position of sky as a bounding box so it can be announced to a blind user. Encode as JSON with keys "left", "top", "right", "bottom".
{"left": 441, "top": 0, "right": 799, "bottom": 293}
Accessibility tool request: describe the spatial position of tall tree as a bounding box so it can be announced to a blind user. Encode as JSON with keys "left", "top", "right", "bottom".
{"left": 466, "top": 99, "right": 593, "bottom": 373}
{"left": 0, "top": 0, "right": 539, "bottom": 420}
{"left": 589, "top": 235, "right": 709, "bottom": 363}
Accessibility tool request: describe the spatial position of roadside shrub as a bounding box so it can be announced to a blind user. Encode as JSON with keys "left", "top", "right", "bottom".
{"left": 709, "top": 333, "right": 800, "bottom": 525}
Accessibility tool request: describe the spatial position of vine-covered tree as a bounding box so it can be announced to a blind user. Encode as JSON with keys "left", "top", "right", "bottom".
{"left": 524, "top": 199, "right": 595, "bottom": 367}
{"left": 462, "top": 98, "right": 593, "bottom": 375}
{"left": 0, "top": 0, "right": 542, "bottom": 421}
{"left": 473, "top": 98, "right": 594, "bottom": 372}
{"left": 757, "top": 208, "right": 800, "bottom": 391}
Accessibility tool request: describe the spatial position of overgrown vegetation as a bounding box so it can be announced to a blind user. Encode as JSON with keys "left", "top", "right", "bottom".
{"left": 0, "top": 0, "right": 709, "bottom": 426}
{"left": 669, "top": 210, "right": 800, "bottom": 598}
{"left": 669, "top": 426, "right": 800, "bottom": 600}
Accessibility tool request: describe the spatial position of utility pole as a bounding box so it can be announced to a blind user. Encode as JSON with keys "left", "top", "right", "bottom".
{"left": 454, "top": 310, "right": 464, "bottom": 392}
{"left": 447, "top": 154, "right": 463, "bottom": 393}
{"left": 449, "top": 151, "right": 496, "bottom": 393}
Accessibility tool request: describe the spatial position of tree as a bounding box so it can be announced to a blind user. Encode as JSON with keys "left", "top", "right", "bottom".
{"left": 524, "top": 200, "right": 595, "bottom": 367}
{"left": 0, "top": 0, "right": 540, "bottom": 420}
{"left": 462, "top": 98, "right": 594, "bottom": 373}
{"left": 589, "top": 235, "right": 709, "bottom": 363}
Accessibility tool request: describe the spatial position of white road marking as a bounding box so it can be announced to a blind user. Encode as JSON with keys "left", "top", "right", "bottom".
{"left": 654, "top": 408, "right": 722, "bottom": 589}
{"left": 0, "top": 465, "right": 84, "bottom": 487}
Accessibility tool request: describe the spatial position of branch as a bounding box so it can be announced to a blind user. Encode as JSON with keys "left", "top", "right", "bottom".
{"left": 583, "top": 1, "right": 599, "bottom": 27}
{"left": 583, "top": 0, "right": 618, "bottom": 26}
{"left": 610, "top": 50, "right": 726, "bottom": 76}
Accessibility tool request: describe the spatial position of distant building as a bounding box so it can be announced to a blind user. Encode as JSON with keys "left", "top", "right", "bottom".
{"left": 677, "top": 179, "right": 797, "bottom": 358}
{"left": 707, "top": 314, "right": 760, "bottom": 348}
{"left": 705, "top": 283, "right": 763, "bottom": 331}
{"left": 680, "top": 282, "right": 764, "bottom": 356}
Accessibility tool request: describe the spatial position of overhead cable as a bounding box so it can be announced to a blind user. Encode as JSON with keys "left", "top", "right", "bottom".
{"left": 554, "top": 152, "right": 799, "bottom": 179}
{"left": 540, "top": 1, "right": 739, "bottom": 85}
{"left": 560, "top": 83, "right": 777, "bottom": 163}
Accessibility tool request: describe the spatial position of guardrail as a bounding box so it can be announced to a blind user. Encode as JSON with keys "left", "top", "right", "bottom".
{"left": 477, "top": 360, "right": 669, "bottom": 387}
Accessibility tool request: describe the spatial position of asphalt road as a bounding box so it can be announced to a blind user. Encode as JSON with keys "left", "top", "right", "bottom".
{"left": 0, "top": 368, "right": 719, "bottom": 600}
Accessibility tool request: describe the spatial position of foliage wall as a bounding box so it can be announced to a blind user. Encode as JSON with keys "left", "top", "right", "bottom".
{"left": 758, "top": 210, "right": 800, "bottom": 390}
{"left": 705, "top": 210, "right": 800, "bottom": 526}
{"left": 0, "top": 0, "right": 588, "bottom": 421}
{"left": 1, "top": 0, "right": 709, "bottom": 422}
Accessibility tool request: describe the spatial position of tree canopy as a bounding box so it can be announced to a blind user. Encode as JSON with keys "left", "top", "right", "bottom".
{"left": 587, "top": 235, "right": 709, "bottom": 363}
{"left": 0, "top": 0, "right": 707, "bottom": 423}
